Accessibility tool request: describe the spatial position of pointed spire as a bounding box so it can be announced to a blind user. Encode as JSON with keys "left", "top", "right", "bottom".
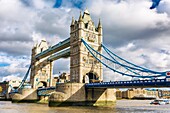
{"left": 71, "top": 17, "right": 74, "bottom": 25}
{"left": 42, "top": 37, "right": 46, "bottom": 42}
{"left": 84, "top": 8, "right": 90, "bottom": 15}
{"left": 98, "top": 18, "right": 102, "bottom": 28}
{"left": 78, "top": 11, "right": 83, "bottom": 22}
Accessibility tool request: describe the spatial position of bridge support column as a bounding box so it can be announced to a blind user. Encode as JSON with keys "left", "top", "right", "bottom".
{"left": 10, "top": 88, "right": 38, "bottom": 103}
{"left": 49, "top": 83, "right": 86, "bottom": 106}
{"left": 48, "top": 83, "right": 116, "bottom": 107}
{"left": 49, "top": 61, "right": 53, "bottom": 87}
{"left": 86, "top": 88, "right": 116, "bottom": 106}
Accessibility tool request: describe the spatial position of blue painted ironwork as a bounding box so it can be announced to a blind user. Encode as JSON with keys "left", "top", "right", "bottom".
{"left": 10, "top": 65, "right": 31, "bottom": 92}
{"left": 48, "top": 48, "right": 70, "bottom": 61}
{"left": 85, "top": 79, "right": 170, "bottom": 88}
{"left": 103, "top": 45, "right": 141, "bottom": 76}
{"left": 18, "top": 65, "right": 31, "bottom": 89}
{"left": 102, "top": 44, "right": 165, "bottom": 74}
{"left": 35, "top": 38, "right": 70, "bottom": 60}
{"left": 81, "top": 38, "right": 167, "bottom": 78}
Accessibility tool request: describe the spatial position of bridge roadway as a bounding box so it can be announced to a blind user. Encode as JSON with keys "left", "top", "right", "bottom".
{"left": 35, "top": 38, "right": 70, "bottom": 60}
{"left": 37, "top": 79, "right": 170, "bottom": 96}
{"left": 85, "top": 79, "right": 170, "bottom": 88}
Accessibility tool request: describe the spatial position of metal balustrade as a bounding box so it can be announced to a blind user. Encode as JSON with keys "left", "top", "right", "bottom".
{"left": 48, "top": 48, "right": 70, "bottom": 61}
{"left": 86, "top": 79, "right": 170, "bottom": 88}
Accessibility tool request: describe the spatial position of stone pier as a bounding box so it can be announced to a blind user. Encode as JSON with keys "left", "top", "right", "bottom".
{"left": 49, "top": 83, "right": 116, "bottom": 107}
{"left": 11, "top": 88, "right": 38, "bottom": 103}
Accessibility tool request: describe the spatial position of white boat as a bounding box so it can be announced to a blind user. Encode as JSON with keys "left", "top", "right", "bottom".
{"left": 150, "top": 99, "right": 169, "bottom": 105}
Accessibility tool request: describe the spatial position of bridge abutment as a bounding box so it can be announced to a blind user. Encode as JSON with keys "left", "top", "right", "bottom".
{"left": 49, "top": 83, "right": 116, "bottom": 107}
{"left": 11, "top": 88, "right": 38, "bottom": 103}
{"left": 86, "top": 88, "right": 116, "bottom": 106}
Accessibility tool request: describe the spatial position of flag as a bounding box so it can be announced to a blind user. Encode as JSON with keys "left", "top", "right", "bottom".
{"left": 150, "top": 0, "right": 161, "bottom": 9}
{"left": 53, "top": 0, "right": 62, "bottom": 8}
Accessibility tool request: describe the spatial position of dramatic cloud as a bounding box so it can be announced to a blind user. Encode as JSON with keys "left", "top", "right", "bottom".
{"left": 0, "top": 0, "right": 170, "bottom": 82}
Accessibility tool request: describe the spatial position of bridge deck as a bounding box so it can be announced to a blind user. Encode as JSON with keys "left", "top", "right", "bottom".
{"left": 48, "top": 48, "right": 70, "bottom": 61}
{"left": 35, "top": 38, "right": 70, "bottom": 60}
{"left": 86, "top": 79, "right": 170, "bottom": 88}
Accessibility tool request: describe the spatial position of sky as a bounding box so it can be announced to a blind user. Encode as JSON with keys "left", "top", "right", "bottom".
{"left": 0, "top": 0, "right": 170, "bottom": 82}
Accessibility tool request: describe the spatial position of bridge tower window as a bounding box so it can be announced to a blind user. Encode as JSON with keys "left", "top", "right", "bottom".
{"left": 41, "top": 48, "right": 43, "bottom": 52}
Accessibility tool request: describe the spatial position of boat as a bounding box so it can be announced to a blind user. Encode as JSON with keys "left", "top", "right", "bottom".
{"left": 150, "top": 99, "right": 169, "bottom": 105}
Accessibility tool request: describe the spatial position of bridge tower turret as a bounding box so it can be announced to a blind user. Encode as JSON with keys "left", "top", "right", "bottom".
{"left": 30, "top": 39, "right": 53, "bottom": 88}
{"left": 70, "top": 9, "right": 103, "bottom": 83}
{"left": 98, "top": 19, "right": 103, "bottom": 44}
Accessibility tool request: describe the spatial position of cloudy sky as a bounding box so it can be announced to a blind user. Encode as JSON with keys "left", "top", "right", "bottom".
{"left": 0, "top": 0, "right": 170, "bottom": 82}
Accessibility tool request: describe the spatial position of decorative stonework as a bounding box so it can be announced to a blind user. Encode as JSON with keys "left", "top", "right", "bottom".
{"left": 30, "top": 39, "right": 53, "bottom": 88}
{"left": 70, "top": 9, "right": 103, "bottom": 83}
{"left": 30, "top": 9, "right": 103, "bottom": 86}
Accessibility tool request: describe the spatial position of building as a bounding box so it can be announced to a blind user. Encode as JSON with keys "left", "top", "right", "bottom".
{"left": 0, "top": 81, "right": 8, "bottom": 99}
{"left": 70, "top": 9, "right": 103, "bottom": 83}
{"left": 30, "top": 9, "right": 103, "bottom": 88}
{"left": 30, "top": 38, "right": 53, "bottom": 88}
{"left": 0, "top": 79, "right": 22, "bottom": 99}
{"left": 116, "top": 89, "right": 122, "bottom": 99}
{"left": 159, "top": 90, "right": 170, "bottom": 99}
{"left": 53, "top": 72, "right": 70, "bottom": 84}
{"left": 121, "top": 88, "right": 158, "bottom": 99}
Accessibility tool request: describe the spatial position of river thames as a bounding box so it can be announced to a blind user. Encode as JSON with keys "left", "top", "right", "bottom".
{"left": 0, "top": 100, "right": 170, "bottom": 113}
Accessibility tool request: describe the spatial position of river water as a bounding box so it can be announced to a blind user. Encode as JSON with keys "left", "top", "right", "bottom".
{"left": 0, "top": 100, "right": 170, "bottom": 113}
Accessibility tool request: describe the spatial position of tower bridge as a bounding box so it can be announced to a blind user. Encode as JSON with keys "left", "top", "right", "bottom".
{"left": 29, "top": 9, "right": 103, "bottom": 89}
{"left": 10, "top": 9, "right": 170, "bottom": 107}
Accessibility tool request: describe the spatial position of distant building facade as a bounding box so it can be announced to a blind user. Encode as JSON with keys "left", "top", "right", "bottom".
{"left": 159, "top": 90, "right": 170, "bottom": 99}
{"left": 0, "top": 81, "right": 8, "bottom": 99}
{"left": 116, "top": 89, "right": 122, "bottom": 99}
{"left": 53, "top": 72, "right": 70, "bottom": 84}
{"left": 0, "top": 79, "right": 22, "bottom": 99}
{"left": 116, "top": 88, "right": 158, "bottom": 99}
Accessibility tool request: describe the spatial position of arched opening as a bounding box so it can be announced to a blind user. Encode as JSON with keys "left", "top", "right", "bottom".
{"left": 86, "top": 71, "right": 99, "bottom": 83}
{"left": 37, "top": 81, "right": 47, "bottom": 88}
{"left": 13, "top": 87, "right": 18, "bottom": 89}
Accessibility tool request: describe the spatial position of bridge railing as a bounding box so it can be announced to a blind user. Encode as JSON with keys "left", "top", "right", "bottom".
{"left": 86, "top": 79, "right": 170, "bottom": 88}
{"left": 48, "top": 48, "right": 70, "bottom": 61}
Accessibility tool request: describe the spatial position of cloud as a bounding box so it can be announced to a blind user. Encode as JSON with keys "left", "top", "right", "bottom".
{"left": 53, "top": 58, "right": 70, "bottom": 74}
{"left": 2, "top": 75, "right": 22, "bottom": 82}
{"left": 87, "top": 0, "right": 170, "bottom": 47}
{"left": 0, "top": 54, "right": 30, "bottom": 81}
{"left": 84, "top": 0, "right": 170, "bottom": 80}
{"left": 0, "top": 0, "right": 170, "bottom": 82}
{"left": 157, "top": 0, "right": 170, "bottom": 15}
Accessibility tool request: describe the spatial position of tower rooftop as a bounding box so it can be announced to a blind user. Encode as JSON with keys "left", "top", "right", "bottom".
{"left": 83, "top": 9, "right": 91, "bottom": 23}
{"left": 84, "top": 9, "right": 90, "bottom": 15}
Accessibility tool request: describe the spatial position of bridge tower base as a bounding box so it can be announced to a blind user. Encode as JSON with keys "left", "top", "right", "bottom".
{"left": 86, "top": 88, "right": 116, "bottom": 106}
{"left": 48, "top": 83, "right": 116, "bottom": 107}
{"left": 10, "top": 88, "right": 38, "bottom": 103}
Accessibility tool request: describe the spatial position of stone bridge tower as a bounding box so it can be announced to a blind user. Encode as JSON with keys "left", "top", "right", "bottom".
{"left": 70, "top": 9, "right": 103, "bottom": 83}
{"left": 30, "top": 39, "right": 53, "bottom": 88}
